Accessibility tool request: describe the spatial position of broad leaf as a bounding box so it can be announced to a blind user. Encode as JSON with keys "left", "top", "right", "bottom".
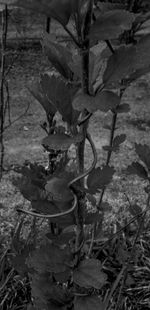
{"left": 135, "top": 143, "right": 150, "bottom": 171}
{"left": 72, "top": 90, "right": 120, "bottom": 113}
{"left": 90, "top": 10, "right": 135, "bottom": 41}
{"left": 27, "top": 242, "right": 73, "bottom": 274}
{"left": 112, "top": 134, "right": 126, "bottom": 151}
{"left": 45, "top": 177, "right": 73, "bottom": 201}
{"left": 74, "top": 296, "right": 105, "bottom": 310}
{"left": 87, "top": 166, "right": 115, "bottom": 193}
{"left": 41, "top": 74, "right": 79, "bottom": 124}
{"left": 28, "top": 79, "right": 56, "bottom": 116}
{"left": 42, "top": 133, "right": 83, "bottom": 151}
{"left": 31, "top": 200, "right": 60, "bottom": 215}
{"left": 42, "top": 33, "right": 73, "bottom": 80}
{"left": 14, "top": 0, "right": 77, "bottom": 25}
{"left": 84, "top": 211, "right": 102, "bottom": 225}
{"left": 103, "top": 45, "right": 136, "bottom": 87}
{"left": 129, "top": 203, "right": 142, "bottom": 217}
{"left": 134, "top": 35, "right": 150, "bottom": 71}
{"left": 73, "top": 258, "right": 107, "bottom": 289}
{"left": 31, "top": 273, "right": 72, "bottom": 309}
{"left": 125, "top": 162, "right": 148, "bottom": 179}
{"left": 46, "top": 231, "right": 75, "bottom": 246}
{"left": 116, "top": 103, "right": 130, "bottom": 113}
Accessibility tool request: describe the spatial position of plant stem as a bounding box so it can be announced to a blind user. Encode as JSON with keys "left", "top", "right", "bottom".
{"left": 0, "top": 4, "right": 7, "bottom": 179}
{"left": 97, "top": 111, "right": 118, "bottom": 209}
{"left": 78, "top": 0, "right": 93, "bottom": 181}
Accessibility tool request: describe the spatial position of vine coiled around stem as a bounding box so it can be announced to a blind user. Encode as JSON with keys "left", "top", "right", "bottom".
{"left": 16, "top": 131, "right": 97, "bottom": 219}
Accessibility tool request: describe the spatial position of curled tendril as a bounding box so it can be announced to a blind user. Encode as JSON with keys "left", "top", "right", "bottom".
{"left": 17, "top": 131, "right": 97, "bottom": 219}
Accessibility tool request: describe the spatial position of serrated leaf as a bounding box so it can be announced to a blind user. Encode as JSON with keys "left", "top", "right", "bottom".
{"left": 103, "top": 45, "right": 136, "bottom": 87}
{"left": 45, "top": 177, "right": 73, "bottom": 201}
{"left": 125, "top": 162, "right": 148, "bottom": 179}
{"left": 73, "top": 258, "right": 107, "bottom": 289}
{"left": 116, "top": 104, "right": 130, "bottom": 113}
{"left": 112, "top": 134, "right": 126, "bottom": 151}
{"left": 31, "top": 273, "right": 72, "bottom": 309}
{"left": 90, "top": 10, "right": 135, "bottom": 41}
{"left": 28, "top": 79, "right": 56, "bottom": 116}
{"left": 42, "top": 133, "right": 83, "bottom": 151}
{"left": 72, "top": 90, "right": 120, "bottom": 113}
{"left": 14, "top": 0, "right": 77, "bottom": 25}
{"left": 27, "top": 242, "right": 73, "bottom": 274}
{"left": 42, "top": 33, "right": 73, "bottom": 80}
{"left": 87, "top": 166, "right": 115, "bottom": 193}
{"left": 74, "top": 296, "right": 105, "bottom": 310}
{"left": 41, "top": 74, "right": 79, "bottom": 124}
{"left": 135, "top": 143, "right": 150, "bottom": 170}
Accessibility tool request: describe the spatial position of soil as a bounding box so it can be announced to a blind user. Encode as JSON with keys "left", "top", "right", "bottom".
{"left": 1, "top": 10, "right": 150, "bottom": 241}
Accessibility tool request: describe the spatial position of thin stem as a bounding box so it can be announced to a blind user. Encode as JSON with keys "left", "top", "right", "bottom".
{"left": 128, "top": 0, "right": 136, "bottom": 11}
{"left": 78, "top": 0, "right": 94, "bottom": 181}
{"left": 97, "top": 111, "right": 117, "bottom": 209}
{"left": 105, "top": 40, "right": 114, "bottom": 54}
{"left": 0, "top": 4, "right": 8, "bottom": 179}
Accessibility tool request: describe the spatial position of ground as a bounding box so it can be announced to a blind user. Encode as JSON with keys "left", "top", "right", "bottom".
{"left": 1, "top": 8, "right": 150, "bottom": 242}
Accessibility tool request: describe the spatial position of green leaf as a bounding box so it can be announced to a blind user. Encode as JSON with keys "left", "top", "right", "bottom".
{"left": 112, "top": 134, "right": 126, "bottom": 151}
{"left": 87, "top": 166, "right": 115, "bottom": 193}
{"left": 72, "top": 90, "right": 120, "bottom": 113}
{"left": 45, "top": 177, "right": 73, "bottom": 201}
{"left": 134, "top": 35, "right": 150, "bottom": 71}
{"left": 74, "top": 296, "right": 105, "bottom": 310}
{"left": 14, "top": 0, "right": 77, "bottom": 25}
{"left": 129, "top": 203, "right": 142, "bottom": 218}
{"left": 31, "top": 200, "right": 60, "bottom": 215}
{"left": 27, "top": 242, "right": 73, "bottom": 274}
{"left": 116, "top": 103, "right": 130, "bottom": 113}
{"left": 31, "top": 273, "right": 71, "bottom": 309}
{"left": 90, "top": 10, "right": 135, "bottom": 41}
{"left": 73, "top": 258, "right": 107, "bottom": 289}
{"left": 42, "top": 33, "right": 73, "bottom": 80}
{"left": 28, "top": 79, "right": 56, "bottom": 116}
{"left": 42, "top": 133, "right": 83, "bottom": 151}
{"left": 46, "top": 231, "right": 75, "bottom": 246}
{"left": 41, "top": 74, "right": 79, "bottom": 125}
{"left": 103, "top": 45, "right": 136, "bottom": 88}
{"left": 125, "top": 162, "right": 148, "bottom": 179}
{"left": 135, "top": 143, "right": 150, "bottom": 171}
{"left": 84, "top": 211, "right": 102, "bottom": 225}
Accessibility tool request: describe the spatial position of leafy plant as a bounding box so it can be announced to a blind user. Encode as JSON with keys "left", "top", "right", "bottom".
{"left": 7, "top": 0, "right": 150, "bottom": 309}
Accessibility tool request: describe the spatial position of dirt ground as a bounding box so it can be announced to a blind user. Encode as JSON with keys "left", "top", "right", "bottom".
{"left": 1, "top": 10, "right": 150, "bottom": 241}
